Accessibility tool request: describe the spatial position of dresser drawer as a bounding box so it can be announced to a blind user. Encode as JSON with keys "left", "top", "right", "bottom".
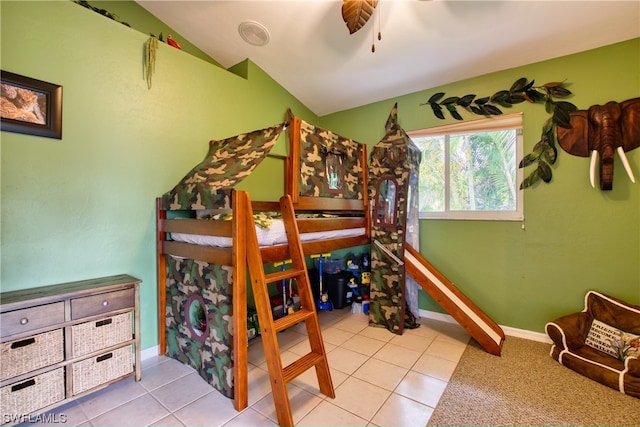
{"left": 71, "top": 346, "right": 133, "bottom": 395}
{"left": 71, "top": 288, "right": 134, "bottom": 320}
{"left": 0, "top": 275, "right": 141, "bottom": 422}
{"left": 71, "top": 312, "right": 132, "bottom": 357}
{"left": 0, "top": 302, "right": 65, "bottom": 338}
{"left": 0, "top": 329, "right": 64, "bottom": 381}
{"left": 0, "top": 368, "right": 65, "bottom": 421}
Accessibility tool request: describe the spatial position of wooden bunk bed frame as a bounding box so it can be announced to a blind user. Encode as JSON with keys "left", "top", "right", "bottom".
{"left": 156, "top": 115, "right": 370, "bottom": 411}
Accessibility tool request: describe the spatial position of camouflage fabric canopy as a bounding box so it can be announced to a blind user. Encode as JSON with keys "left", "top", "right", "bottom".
{"left": 368, "top": 104, "right": 421, "bottom": 334}
{"left": 298, "top": 119, "right": 366, "bottom": 200}
{"left": 163, "top": 123, "right": 285, "bottom": 210}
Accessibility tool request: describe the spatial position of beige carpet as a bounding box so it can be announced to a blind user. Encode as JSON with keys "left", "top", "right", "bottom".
{"left": 428, "top": 337, "right": 640, "bottom": 426}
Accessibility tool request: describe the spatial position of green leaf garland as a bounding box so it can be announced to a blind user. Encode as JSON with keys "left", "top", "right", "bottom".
{"left": 422, "top": 78, "right": 577, "bottom": 189}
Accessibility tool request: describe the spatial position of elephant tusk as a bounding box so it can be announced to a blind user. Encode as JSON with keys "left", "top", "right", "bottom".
{"left": 589, "top": 150, "right": 598, "bottom": 188}
{"left": 617, "top": 146, "right": 636, "bottom": 184}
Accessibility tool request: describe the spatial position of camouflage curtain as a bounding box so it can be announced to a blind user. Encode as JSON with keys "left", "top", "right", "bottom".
{"left": 298, "top": 119, "right": 366, "bottom": 200}
{"left": 165, "top": 257, "right": 234, "bottom": 398}
{"left": 368, "top": 104, "right": 422, "bottom": 333}
{"left": 163, "top": 123, "right": 285, "bottom": 210}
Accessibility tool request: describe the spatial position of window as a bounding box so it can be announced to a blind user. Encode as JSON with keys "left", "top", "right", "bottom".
{"left": 408, "top": 113, "right": 523, "bottom": 221}
{"left": 374, "top": 176, "right": 398, "bottom": 228}
{"left": 185, "top": 294, "right": 208, "bottom": 342}
{"left": 324, "top": 150, "right": 344, "bottom": 193}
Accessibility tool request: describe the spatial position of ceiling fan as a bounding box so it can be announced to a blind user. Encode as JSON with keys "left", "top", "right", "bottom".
{"left": 341, "top": 0, "right": 379, "bottom": 34}
{"left": 341, "top": 0, "right": 381, "bottom": 51}
{"left": 342, "top": 0, "right": 431, "bottom": 33}
{"left": 342, "top": 0, "right": 429, "bottom": 51}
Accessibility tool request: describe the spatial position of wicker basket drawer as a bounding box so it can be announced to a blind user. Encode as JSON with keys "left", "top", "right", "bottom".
{"left": 0, "top": 302, "right": 65, "bottom": 338}
{"left": 71, "top": 288, "right": 134, "bottom": 320}
{"left": 71, "top": 346, "right": 133, "bottom": 395}
{"left": 0, "top": 368, "right": 65, "bottom": 421}
{"left": 71, "top": 312, "right": 132, "bottom": 357}
{"left": 0, "top": 329, "right": 64, "bottom": 381}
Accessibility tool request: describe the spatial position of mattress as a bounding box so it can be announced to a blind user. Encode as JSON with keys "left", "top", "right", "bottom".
{"left": 170, "top": 218, "right": 365, "bottom": 248}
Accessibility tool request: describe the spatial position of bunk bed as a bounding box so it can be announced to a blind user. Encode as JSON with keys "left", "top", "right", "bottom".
{"left": 156, "top": 112, "right": 370, "bottom": 411}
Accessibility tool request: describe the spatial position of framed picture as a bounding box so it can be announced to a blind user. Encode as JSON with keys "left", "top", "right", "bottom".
{"left": 1, "top": 70, "right": 62, "bottom": 139}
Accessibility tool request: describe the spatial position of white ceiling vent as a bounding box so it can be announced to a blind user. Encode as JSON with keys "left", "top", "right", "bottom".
{"left": 238, "top": 21, "right": 270, "bottom": 47}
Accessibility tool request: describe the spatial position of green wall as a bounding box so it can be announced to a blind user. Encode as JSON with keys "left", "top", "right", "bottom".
{"left": 88, "top": 1, "right": 221, "bottom": 67}
{"left": 1, "top": 1, "right": 638, "bottom": 351}
{"left": 0, "top": 1, "right": 316, "bottom": 350}
{"left": 320, "top": 38, "right": 640, "bottom": 332}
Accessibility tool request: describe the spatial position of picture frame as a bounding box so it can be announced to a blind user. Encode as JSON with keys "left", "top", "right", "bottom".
{"left": 1, "top": 70, "right": 62, "bottom": 139}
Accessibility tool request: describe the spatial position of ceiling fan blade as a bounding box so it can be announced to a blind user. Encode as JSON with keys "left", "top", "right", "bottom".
{"left": 342, "top": 0, "right": 379, "bottom": 34}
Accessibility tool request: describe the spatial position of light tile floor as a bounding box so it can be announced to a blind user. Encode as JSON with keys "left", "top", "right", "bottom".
{"left": 24, "top": 310, "right": 470, "bottom": 427}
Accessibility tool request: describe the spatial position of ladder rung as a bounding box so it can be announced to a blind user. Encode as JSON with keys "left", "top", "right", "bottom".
{"left": 273, "top": 308, "right": 315, "bottom": 332}
{"left": 264, "top": 268, "right": 306, "bottom": 284}
{"left": 243, "top": 192, "right": 334, "bottom": 426}
{"left": 282, "top": 351, "right": 325, "bottom": 384}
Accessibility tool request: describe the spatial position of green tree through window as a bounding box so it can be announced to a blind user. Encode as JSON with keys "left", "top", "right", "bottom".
{"left": 409, "top": 114, "right": 523, "bottom": 221}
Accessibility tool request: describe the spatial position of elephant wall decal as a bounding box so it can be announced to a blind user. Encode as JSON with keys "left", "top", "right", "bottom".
{"left": 557, "top": 97, "right": 640, "bottom": 190}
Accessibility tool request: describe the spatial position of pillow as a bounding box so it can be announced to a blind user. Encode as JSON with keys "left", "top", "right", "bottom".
{"left": 585, "top": 319, "right": 640, "bottom": 361}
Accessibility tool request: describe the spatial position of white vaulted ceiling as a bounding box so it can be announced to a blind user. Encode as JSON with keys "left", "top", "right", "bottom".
{"left": 136, "top": 0, "right": 640, "bottom": 116}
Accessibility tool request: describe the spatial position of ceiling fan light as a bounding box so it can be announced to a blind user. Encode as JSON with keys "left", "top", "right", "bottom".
{"left": 238, "top": 20, "right": 270, "bottom": 47}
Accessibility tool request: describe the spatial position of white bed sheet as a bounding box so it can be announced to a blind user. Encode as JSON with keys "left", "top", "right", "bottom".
{"left": 170, "top": 218, "right": 365, "bottom": 248}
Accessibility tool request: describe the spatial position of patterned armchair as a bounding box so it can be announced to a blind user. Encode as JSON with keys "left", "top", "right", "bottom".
{"left": 546, "top": 291, "right": 640, "bottom": 398}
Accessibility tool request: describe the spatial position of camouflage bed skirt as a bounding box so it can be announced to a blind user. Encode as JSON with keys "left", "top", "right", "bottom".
{"left": 165, "top": 256, "right": 235, "bottom": 398}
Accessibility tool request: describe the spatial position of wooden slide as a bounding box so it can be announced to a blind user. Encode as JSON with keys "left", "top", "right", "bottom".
{"left": 404, "top": 244, "right": 505, "bottom": 356}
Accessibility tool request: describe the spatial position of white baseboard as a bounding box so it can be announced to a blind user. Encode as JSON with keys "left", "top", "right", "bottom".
{"left": 141, "top": 345, "right": 160, "bottom": 361}
{"left": 140, "top": 310, "right": 551, "bottom": 357}
{"left": 419, "top": 309, "right": 552, "bottom": 344}
{"left": 501, "top": 325, "right": 551, "bottom": 343}
{"left": 419, "top": 309, "right": 458, "bottom": 324}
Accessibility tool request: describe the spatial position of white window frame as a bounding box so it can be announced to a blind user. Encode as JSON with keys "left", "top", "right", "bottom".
{"left": 408, "top": 113, "right": 524, "bottom": 221}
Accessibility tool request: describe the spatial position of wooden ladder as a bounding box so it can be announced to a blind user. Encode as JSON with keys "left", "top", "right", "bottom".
{"left": 244, "top": 193, "right": 335, "bottom": 427}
